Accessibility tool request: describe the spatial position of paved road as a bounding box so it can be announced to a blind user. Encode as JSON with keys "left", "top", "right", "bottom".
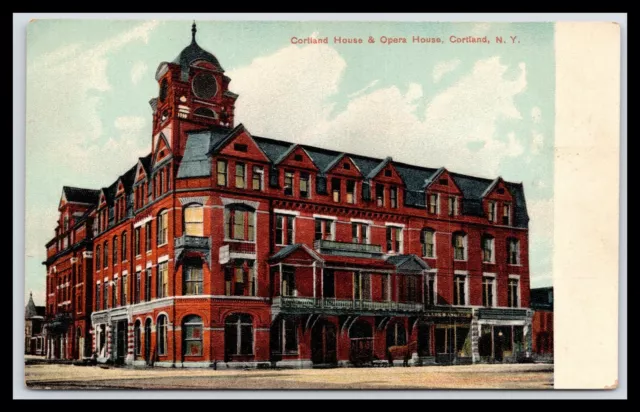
{"left": 25, "top": 362, "right": 553, "bottom": 390}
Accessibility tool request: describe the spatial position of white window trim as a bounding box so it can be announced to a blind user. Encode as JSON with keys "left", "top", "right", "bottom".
{"left": 453, "top": 233, "right": 468, "bottom": 261}
{"left": 299, "top": 172, "right": 312, "bottom": 199}
{"left": 275, "top": 213, "right": 296, "bottom": 246}
{"left": 351, "top": 221, "right": 371, "bottom": 245}
{"left": 508, "top": 274, "right": 521, "bottom": 308}
{"left": 482, "top": 272, "right": 497, "bottom": 308}
{"left": 350, "top": 218, "right": 373, "bottom": 225}
{"left": 384, "top": 222, "right": 406, "bottom": 228}
{"left": 429, "top": 193, "right": 440, "bottom": 215}
{"left": 423, "top": 229, "right": 437, "bottom": 259}
{"left": 136, "top": 265, "right": 142, "bottom": 272}
{"left": 273, "top": 209, "right": 300, "bottom": 216}
{"left": 158, "top": 255, "right": 170, "bottom": 264}
{"left": 312, "top": 214, "right": 337, "bottom": 221}
{"left": 453, "top": 270, "right": 469, "bottom": 306}
{"left": 426, "top": 269, "right": 437, "bottom": 304}
{"left": 252, "top": 166, "right": 264, "bottom": 191}
{"left": 134, "top": 216, "right": 153, "bottom": 229}
{"left": 482, "top": 236, "right": 495, "bottom": 264}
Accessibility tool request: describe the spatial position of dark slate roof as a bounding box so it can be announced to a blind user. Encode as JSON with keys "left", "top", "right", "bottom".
{"left": 269, "top": 244, "right": 303, "bottom": 261}
{"left": 181, "top": 127, "right": 530, "bottom": 228}
{"left": 322, "top": 153, "right": 348, "bottom": 174}
{"left": 25, "top": 293, "right": 44, "bottom": 319}
{"left": 172, "top": 24, "right": 224, "bottom": 81}
{"left": 139, "top": 154, "right": 152, "bottom": 177}
{"left": 120, "top": 165, "right": 137, "bottom": 193}
{"left": 385, "top": 254, "right": 431, "bottom": 272}
{"left": 62, "top": 186, "right": 100, "bottom": 205}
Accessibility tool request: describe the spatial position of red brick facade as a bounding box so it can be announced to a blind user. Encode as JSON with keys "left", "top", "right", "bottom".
{"left": 44, "top": 24, "right": 533, "bottom": 367}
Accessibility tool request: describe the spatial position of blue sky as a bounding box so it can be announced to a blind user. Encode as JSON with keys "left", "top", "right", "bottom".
{"left": 25, "top": 20, "right": 555, "bottom": 305}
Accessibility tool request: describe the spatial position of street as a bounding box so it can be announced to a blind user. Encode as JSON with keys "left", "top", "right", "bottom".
{"left": 24, "top": 362, "right": 553, "bottom": 390}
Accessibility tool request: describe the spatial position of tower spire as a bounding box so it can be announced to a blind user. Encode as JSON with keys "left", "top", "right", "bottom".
{"left": 191, "top": 21, "right": 197, "bottom": 43}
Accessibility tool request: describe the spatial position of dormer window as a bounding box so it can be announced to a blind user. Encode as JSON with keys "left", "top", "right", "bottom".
{"left": 331, "top": 178, "right": 341, "bottom": 202}
{"left": 428, "top": 193, "right": 439, "bottom": 214}
{"left": 375, "top": 184, "right": 384, "bottom": 207}
{"left": 346, "top": 180, "right": 356, "bottom": 204}
{"left": 502, "top": 203, "right": 511, "bottom": 226}
{"left": 284, "top": 171, "right": 294, "bottom": 196}
{"left": 390, "top": 186, "right": 398, "bottom": 208}
{"left": 487, "top": 201, "right": 496, "bottom": 222}
{"left": 235, "top": 162, "right": 246, "bottom": 189}
{"left": 448, "top": 196, "right": 458, "bottom": 216}
{"left": 300, "top": 172, "right": 310, "bottom": 198}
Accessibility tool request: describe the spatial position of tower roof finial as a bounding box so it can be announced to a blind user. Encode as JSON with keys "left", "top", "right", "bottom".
{"left": 192, "top": 20, "right": 197, "bottom": 43}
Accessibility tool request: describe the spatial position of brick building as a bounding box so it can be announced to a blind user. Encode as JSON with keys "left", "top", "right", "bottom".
{"left": 43, "top": 186, "right": 98, "bottom": 360}
{"left": 25, "top": 292, "right": 45, "bottom": 355}
{"left": 44, "top": 23, "right": 533, "bottom": 368}
{"left": 530, "top": 287, "right": 553, "bottom": 362}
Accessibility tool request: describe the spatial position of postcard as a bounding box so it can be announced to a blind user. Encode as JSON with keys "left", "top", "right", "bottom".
{"left": 21, "top": 18, "right": 621, "bottom": 393}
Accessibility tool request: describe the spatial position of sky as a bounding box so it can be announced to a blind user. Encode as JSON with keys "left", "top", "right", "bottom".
{"left": 24, "top": 20, "right": 555, "bottom": 306}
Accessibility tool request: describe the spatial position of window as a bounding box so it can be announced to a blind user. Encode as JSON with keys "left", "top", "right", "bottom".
{"left": 448, "top": 196, "right": 457, "bottom": 216}
{"left": 122, "top": 231, "right": 127, "bottom": 261}
{"left": 252, "top": 166, "right": 263, "bottom": 191}
{"left": 122, "top": 274, "right": 128, "bottom": 305}
{"left": 217, "top": 160, "right": 227, "bottom": 186}
{"left": 235, "top": 162, "right": 246, "bottom": 188}
{"left": 281, "top": 266, "right": 296, "bottom": 297}
{"left": 453, "top": 232, "right": 467, "bottom": 261}
{"left": 103, "top": 282, "right": 109, "bottom": 309}
{"left": 225, "top": 207, "right": 255, "bottom": 241}
{"left": 113, "top": 236, "right": 118, "bottom": 265}
{"left": 103, "top": 241, "right": 108, "bottom": 268}
{"left": 300, "top": 172, "right": 310, "bottom": 198}
{"left": 145, "top": 268, "right": 152, "bottom": 301}
{"left": 157, "top": 315, "right": 167, "bottom": 355}
{"left": 275, "top": 214, "right": 294, "bottom": 245}
{"left": 346, "top": 180, "right": 356, "bottom": 204}
{"left": 503, "top": 203, "right": 511, "bottom": 226}
{"left": 390, "top": 186, "right": 398, "bottom": 208}
{"left": 273, "top": 318, "right": 298, "bottom": 354}
{"left": 157, "top": 210, "right": 169, "bottom": 246}
{"left": 386, "top": 226, "right": 403, "bottom": 254}
{"left": 134, "top": 271, "right": 141, "bottom": 304}
{"left": 224, "top": 260, "right": 256, "bottom": 296}
{"left": 353, "top": 272, "right": 371, "bottom": 301}
{"left": 351, "top": 222, "right": 369, "bottom": 244}
{"left": 96, "top": 245, "right": 101, "bottom": 270}
{"left": 343, "top": 162, "right": 350, "bottom": 170}
{"left": 487, "top": 201, "right": 496, "bottom": 222}
{"left": 284, "top": 171, "right": 294, "bottom": 196}
{"left": 112, "top": 280, "right": 118, "bottom": 308}
{"left": 95, "top": 283, "right": 101, "bottom": 311}
{"left": 421, "top": 229, "right": 435, "bottom": 258}
{"left": 158, "top": 171, "right": 164, "bottom": 196}
{"left": 157, "top": 262, "right": 169, "bottom": 298}
{"left": 183, "top": 315, "right": 203, "bottom": 356}
{"left": 381, "top": 274, "right": 390, "bottom": 301}
{"left": 508, "top": 278, "right": 520, "bottom": 307}
{"left": 384, "top": 169, "right": 392, "bottom": 177}
{"left": 134, "top": 320, "right": 141, "bottom": 357}
{"left": 331, "top": 178, "right": 341, "bottom": 202}
{"left": 314, "top": 219, "right": 334, "bottom": 241}
{"left": 453, "top": 275, "right": 467, "bottom": 306}
{"left": 482, "top": 276, "right": 495, "bottom": 307}
{"left": 376, "top": 184, "right": 384, "bottom": 207}
{"left": 429, "top": 193, "right": 439, "bottom": 214}
{"left": 400, "top": 275, "right": 419, "bottom": 302}
{"left": 482, "top": 234, "right": 495, "bottom": 263}
{"left": 234, "top": 143, "right": 248, "bottom": 152}
{"left": 293, "top": 154, "right": 303, "bottom": 162}
{"left": 225, "top": 314, "right": 253, "bottom": 356}
{"left": 386, "top": 322, "right": 407, "bottom": 348}
{"left": 507, "top": 238, "right": 520, "bottom": 265}
{"left": 145, "top": 222, "right": 152, "bottom": 252}
{"left": 425, "top": 273, "right": 436, "bottom": 306}
{"left": 184, "top": 204, "right": 204, "bottom": 236}
{"left": 183, "top": 263, "right": 203, "bottom": 295}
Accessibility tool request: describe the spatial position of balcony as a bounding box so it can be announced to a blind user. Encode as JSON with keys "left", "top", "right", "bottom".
{"left": 174, "top": 235, "right": 211, "bottom": 266}
{"left": 477, "top": 307, "right": 529, "bottom": 320}
{"left": 314, "top": 239, "right": 383, "bottom": 258}
{"left": 272, "top": 296, "right": 423, "bottom": 318}
{"left": 224, "top": 240, "right": 256, "bottom": 255}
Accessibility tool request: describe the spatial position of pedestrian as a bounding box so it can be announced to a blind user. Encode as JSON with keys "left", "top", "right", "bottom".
{"left": 386, "top": 349, "right": 394, "bottom": 367}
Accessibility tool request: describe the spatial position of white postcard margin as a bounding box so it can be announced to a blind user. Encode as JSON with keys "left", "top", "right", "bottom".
{"left": 554, "top": 22, "right": 620, "bottom": 389}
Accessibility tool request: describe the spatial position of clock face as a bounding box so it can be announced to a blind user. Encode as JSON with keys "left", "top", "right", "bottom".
{"left": 192, "top": 72, "right": 218, "bottom": 100}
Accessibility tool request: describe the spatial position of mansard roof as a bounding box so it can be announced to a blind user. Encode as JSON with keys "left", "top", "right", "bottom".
{"left": 179, "top": 126, "right": 530, "bottom": 228}
{"left": 62, "top": 186, "right": 100, "bottom": 205}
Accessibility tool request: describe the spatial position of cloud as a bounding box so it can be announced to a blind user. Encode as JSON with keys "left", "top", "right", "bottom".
{"left": 348, "top": 79, "right": 379, "bottom": 98}
{"left": 531, "top": 130, "right": 544, "bottom": 154}
{"left": 528, "top": 198, "right": 554, "bottom": 247}
{"left": 131, "top": 61, "right": 148, "bottom": 84}
{"left": 531, "top": 106, "right": 542, "bottom": 123}
{"left": 433, "top": 59, "right": 461, "bottom": 83}
{"left": 471, "top": 23, "right": 492, "bottom": 36}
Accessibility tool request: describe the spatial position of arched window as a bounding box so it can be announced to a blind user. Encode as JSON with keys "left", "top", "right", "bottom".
{"left": 157, "top": 315, "right": 168, "bottom": 355}
{"left": 103, "top": 241, "right": 108, "bottom": 268}
{"left": 113, "top": 236, "right": 118, "bottom": 265}
{"left": 157, "top": 210, "right": 168, "bottom": 246}
{"left": 182, "top": 315, "right": 203, "bottom": 356}
{"left": 121, "top": 231, "right": 127, "bottom": 262}
{"left": 134, "top": 320, "right": 141, "bottom": 358}
{"left": 452, "top": 232, "right": 467, "bottom": 261}
{"left": 144, "top": 318, "right": 152, "bottom": 361}
{"left": 183, "top": 204, "right": 204, "bottom": 236}
{"left": 481, "top": 234, "right": 495, "bottom": 263}
{"left": 194, "top": 107, "right": 216, "bottom": 119}
{"left": 225, "top": 314, "right": 253, "bottom": 357}
{"left": 224, "top": 204, "right": 255, "bottom": 241}
{"left": 421, "top": 228, "right": 436, "bottom": 258}
{"left": 386, "top": 322, "right": 407, "bottom": 348}
{"left": 96, "top": 245, "right": 101, "bottom": 270}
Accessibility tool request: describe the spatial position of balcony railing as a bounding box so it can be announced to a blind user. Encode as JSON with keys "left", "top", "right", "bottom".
{"left": 314, "top": 239, "right": 383, "bottom": 258}
{"left": 175, "top": 235, "right": 210, "bottom": 250}
{"left": 272, "top": 296, "right": 423, "bottom": 313}
{"left": 225, "top": 241, "right": 256, "bottom": 255}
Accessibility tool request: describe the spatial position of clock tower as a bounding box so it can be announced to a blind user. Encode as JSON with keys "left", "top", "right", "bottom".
{"left": 149, "top": 22, "right": 238, "bottom": 160}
